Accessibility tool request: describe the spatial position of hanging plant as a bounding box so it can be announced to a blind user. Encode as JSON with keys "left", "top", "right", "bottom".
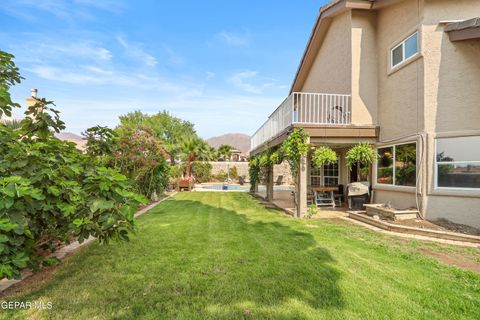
{"left": 346, "top": 143, "right": 376, "bottom": 169}
{"left": 312, "top": 146, "right": 337, "bottom": 168}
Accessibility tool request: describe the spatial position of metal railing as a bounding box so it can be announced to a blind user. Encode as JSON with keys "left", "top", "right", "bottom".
{"left": 250, "top": 92, "right": 351, "bottom": 151}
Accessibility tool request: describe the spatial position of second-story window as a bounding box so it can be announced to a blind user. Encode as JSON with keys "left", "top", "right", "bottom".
{"left": 391, "top": 32, "right": 419, "bottom": 68}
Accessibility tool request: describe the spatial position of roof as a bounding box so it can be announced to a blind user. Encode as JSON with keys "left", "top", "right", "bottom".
{"left": 445, "top": 17, "right": 480, "bottom": 41}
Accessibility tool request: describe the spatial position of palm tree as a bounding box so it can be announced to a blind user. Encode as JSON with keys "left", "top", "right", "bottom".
{"left": 217, "top": 144, "right": 232, "bottom": 161}
{"left": 0, "top": 118, "right": 22, "bottom": 129}
{"left": 181, "top": 138, "right": 201, "bottom": 177}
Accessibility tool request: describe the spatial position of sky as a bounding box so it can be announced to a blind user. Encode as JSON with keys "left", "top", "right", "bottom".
{"left": 0, "top": 0, "right": 327, "bottom": 138}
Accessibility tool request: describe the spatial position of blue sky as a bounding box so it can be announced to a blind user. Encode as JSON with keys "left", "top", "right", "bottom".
{"left": 0, "top": 0, "right": 326, "bottom": 138}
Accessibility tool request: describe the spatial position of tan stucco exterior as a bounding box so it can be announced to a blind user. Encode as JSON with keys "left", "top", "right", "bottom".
{"left": 261, "top": 0, "right": 480, "bottom": 226}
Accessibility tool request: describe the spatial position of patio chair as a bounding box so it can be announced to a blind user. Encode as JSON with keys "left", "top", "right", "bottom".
{"left": 275, "top": 175, "right": 284, "bottom": 185}
{"left": 334, "top": 184, "right": 344, "bottom": 207}
{"left": 315, "top": 190, "right": 335, "bottom": 207}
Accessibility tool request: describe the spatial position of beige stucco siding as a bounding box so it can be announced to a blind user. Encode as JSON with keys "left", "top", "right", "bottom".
{"left": 301, "top": 11, "right": 352, "bottom": 95}
{"left": 351, "top": 10, "right": 378, "bottom": 125}
{"left": 376, "top": 0, "right": 425, "bottom": 141}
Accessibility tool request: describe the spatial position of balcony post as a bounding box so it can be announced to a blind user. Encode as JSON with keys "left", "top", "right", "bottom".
{"left": 296, "top": 154, "right": 308, "bottom": 218}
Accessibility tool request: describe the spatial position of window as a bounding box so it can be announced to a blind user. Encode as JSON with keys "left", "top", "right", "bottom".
{"left": 436, "top": 136, "right": 480, "bottom": 189}
{"left": 376, "top": 143, "right": 417, "bottom": 187}
{"left": 310, "top": 159, "right": 339, "bottom": 187}
{"left": 391, "top": 32, "right": 419, "bottom": 68}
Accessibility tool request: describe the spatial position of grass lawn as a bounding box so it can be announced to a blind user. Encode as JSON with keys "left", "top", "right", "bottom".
{"left": 1, "top": 192, "right": 480, "bottom": 319}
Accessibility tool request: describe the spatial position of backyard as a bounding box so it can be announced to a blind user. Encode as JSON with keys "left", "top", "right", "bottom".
{"left": 1, "top": 192, "right": 479, "bottom": 320}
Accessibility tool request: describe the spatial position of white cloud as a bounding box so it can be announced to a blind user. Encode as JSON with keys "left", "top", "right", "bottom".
{"left": 116, "top": 35, "right": 158, "bottom": 67}
{"left": 217, "top": 31, "right": 250, "bottom": 46}
{"left": 228, "top": 70, "right": 275, "bottom": 94}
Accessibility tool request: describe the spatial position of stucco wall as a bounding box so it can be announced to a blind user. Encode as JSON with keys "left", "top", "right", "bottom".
{"left": 210, "top": 161, "right": 293, "bottom": 185}
{"left": 301, "top": 11, "right": 352, "bottom": 95}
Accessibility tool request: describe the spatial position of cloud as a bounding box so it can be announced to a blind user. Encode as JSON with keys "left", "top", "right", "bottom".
{"left": 116, "top": 35, "right": 158, "bottom": 67}
{"left": 228, "top": 70, "right": 276, "bottom": 94}
{"left": 0, "top": 0, "right": 125, "bottom": 21}
{"left": 217, "top": 31, "right": 250, "bottom": 46}
{"left": 205, "top": 72, "right": 216, "bottom": 80}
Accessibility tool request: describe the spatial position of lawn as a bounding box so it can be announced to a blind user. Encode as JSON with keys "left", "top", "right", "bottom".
{"left": 1, "top": 192, "right": 479, "bottom": 319}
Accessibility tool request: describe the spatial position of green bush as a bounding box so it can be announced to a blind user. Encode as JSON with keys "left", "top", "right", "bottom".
{"left": 213, "top": 170, "right": 228, "bottom": 182}
{"left": 228, "top": 166, "right": 238, "bottom": 180}
{"left": 192, "top": 161, "right": 212, "bottom": 183}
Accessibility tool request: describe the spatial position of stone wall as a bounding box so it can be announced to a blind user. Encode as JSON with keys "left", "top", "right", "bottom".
{"left": 209, "top": 161, "right": 293, "bottom": 185}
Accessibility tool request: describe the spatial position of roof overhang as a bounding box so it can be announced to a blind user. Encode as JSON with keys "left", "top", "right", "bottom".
{"left": 445, "top": 17, "right": 480, "bottom": 42}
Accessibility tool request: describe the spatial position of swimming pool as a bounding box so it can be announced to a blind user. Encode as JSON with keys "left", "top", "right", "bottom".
{"left": 199, "top": 184, "right": 249, "bottom": 191}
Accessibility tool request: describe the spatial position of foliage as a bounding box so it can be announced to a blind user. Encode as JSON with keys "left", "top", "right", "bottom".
{"left": 192, "top": 161, "right": 212, "bottom": 183}
{"left": 82, "top": 125, "right": 118, "bottom": 160}
{"left": 269, "top": 150, "right": 283, "bottom": 165}
{"left": 0, "top": 50, "right": 23, "bottom": 118}
{"left": 248, "top": 156, "right": 260, "bottom": 192}
{"left": 280, "top": 128, "right": 309, "bottom": 182}
{"left": 312, "top": 147, "right": 337, "bottom": 168}
{"left": 181, "top": 138, "right": 201, "bottom": 177}
{"left": 117, "top": 110, "right": 198, "bottom": 165}
{"left": 228, "top": 165, "right": 238, "bottom": 180}
{"left": 213, "top": 170, "right": 228, "bottom": 182}
{"left": 346, "top": 143, "right": 376, "bottom": 170}
{"left": 0, "top": 52, "right": 147, "bottom": 279}
{"left": 217, "top": 144, "right": 232, "bottom": 161}
{"left": 304, "top": 204, "right": 318, "bottom": 219}
{"left": 114, "top": 128, "right": 169, "bottom": 198}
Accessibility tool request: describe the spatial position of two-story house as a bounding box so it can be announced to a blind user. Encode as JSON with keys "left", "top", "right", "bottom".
{"left": 250, "top": 0, "right": 480, "bottom": 228}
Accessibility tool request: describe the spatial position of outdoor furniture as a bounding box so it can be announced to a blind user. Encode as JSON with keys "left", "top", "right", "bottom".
{"left": 238, "top": 176, "right": 245, "bottom": 185}
{"left": 334, "top": 184, "right": 344, "bottom": 207}
{"left": 307, "top": 189, "right": 315, "bottom": 205}
{"left": 311, "top": 186, "right": 338, "bottom": 208}
{"left": 177, "top": 177, "right": 194, "bottom": 191}
{"left": 275, "top": 175, "right": 284, "bottom": 185}
{"left": 347, "top": 182, "right": 370, "bottom": 209}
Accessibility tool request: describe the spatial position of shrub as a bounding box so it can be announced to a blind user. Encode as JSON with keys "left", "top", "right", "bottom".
{"left": 228, "top": 166, "right": 238, "bottom": 180}
{"left": 192, "top": 161, "right": 212, "bottom": 183}
{"left": 304, "top": 204, "right": 318, "bottom": 219}
{"left": 213, "top": 170, "right": 228, "bottom": 182}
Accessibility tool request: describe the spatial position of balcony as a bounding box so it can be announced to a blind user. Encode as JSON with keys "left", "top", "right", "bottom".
{"left": 251, "top": 92, "right": 352, "bottom": 151}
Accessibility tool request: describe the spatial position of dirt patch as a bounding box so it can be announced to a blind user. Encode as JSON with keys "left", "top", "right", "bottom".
{"left": 431, "top": 218, "right": 480, "bottom": 236}
{"left": 391, "top": 219, "right": 447, "bottom": 231}
{"left": 419, "top": 248, "right": 480, "bottom": 273}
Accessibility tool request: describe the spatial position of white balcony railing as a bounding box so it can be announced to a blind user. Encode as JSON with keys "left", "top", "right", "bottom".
{"left": 251, "top": 92, "right": 351, "bottom": 151}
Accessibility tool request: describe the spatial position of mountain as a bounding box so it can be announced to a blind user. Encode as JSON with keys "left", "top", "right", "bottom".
{"left": 55, "top": 132, "right": 87, "bottom": 150}
{"left": 207, "top": 133, "right": 250, "bottom": 155}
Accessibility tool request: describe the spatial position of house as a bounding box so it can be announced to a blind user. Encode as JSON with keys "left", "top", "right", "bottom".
{"left": 250, "top": 0, "right": 480, "bottom": 228}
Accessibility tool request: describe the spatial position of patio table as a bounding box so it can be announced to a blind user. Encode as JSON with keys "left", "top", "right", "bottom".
{"left": 310, "top": 186, "right": 338, "bottom": 208}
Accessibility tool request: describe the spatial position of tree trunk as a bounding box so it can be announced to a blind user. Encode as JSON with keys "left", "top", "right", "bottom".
{"left": 186, "top": 157, "right": 191, "bottom": 177}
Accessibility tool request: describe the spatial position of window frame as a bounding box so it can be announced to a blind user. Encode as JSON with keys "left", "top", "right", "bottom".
{"left": 310, "top": 157, "right": 340, "bottom": 187}
{"left": 390, "top": 31, "right": 419, "bottom": 69}
{"left": 374, "top": 142, "right": 417, "bottom": 189}
{"left": 434, "top": 137, "right": 480, "bottom": 191}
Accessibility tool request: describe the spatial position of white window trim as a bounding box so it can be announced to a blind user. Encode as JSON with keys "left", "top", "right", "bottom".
{"left": 390, "top": 31, "right": 419, "bottom": 69}
{"left": 374, "top": 142, "right": 417, "bottom": 189}
{"left": 310, "top": 158, "right": 340, "bottom": 187}
{"left": 434, "top": 138, "right": 480, "bottom": 191}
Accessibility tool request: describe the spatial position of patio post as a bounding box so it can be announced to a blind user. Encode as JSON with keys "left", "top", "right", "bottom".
{"left": 296, "top": 154, "right": 308, "bottom": 218}
{"left": 266, "top": 165, "right": 274, "bottom": 201}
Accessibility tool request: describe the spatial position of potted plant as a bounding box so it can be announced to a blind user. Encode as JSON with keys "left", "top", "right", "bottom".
{"left": 312, "top": 146, "right": 337, "bottom": 168}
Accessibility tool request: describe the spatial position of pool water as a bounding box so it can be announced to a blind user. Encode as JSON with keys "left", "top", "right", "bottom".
{"left": 201, "top": 184, "right": 249, "bottom": 191}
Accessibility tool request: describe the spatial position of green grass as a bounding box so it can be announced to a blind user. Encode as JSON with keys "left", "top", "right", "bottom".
{"left": 2, "top": 192, "right": 480, "bottom": 319}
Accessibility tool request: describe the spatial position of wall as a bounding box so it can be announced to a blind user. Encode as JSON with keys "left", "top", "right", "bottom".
{"left": 210, "top": 161, "right": 293, "bottom": 185}
{"left": 421, "top": 0, "right": 480, "bottom": 228}
{"left": 301, "top": 11, "right": 352, "bottom": 95}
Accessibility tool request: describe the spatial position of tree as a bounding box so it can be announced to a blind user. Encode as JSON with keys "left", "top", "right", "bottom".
{"left": 117, "top": 110, "right": 197, "bottom": 165}
{"left": 181, "top": 138, "right": 201, "bottom": 177}
{"left": 217, "top": 144, "right": 232, "bottom": 161}
{"left": 82, "top": 125, "right": 118, "bottom": 159}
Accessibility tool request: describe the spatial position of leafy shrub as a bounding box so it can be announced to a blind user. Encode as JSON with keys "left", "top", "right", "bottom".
{"left": 192, "top": 161, "right": 212, "bottom": 183}
{"left": 213, "top": 170, "right": 228, "bottom": 182}
{"left": 228, "top": 166, "right": 238, "bottom": 180}
{"left": 304, "top": 204, "right": 318, "bottom": 219}
{"left": 248, "top": 157, "right": 260, "bottom": 192}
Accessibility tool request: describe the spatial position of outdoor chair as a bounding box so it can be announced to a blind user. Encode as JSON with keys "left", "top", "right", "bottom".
{"left": 275, "top": 175, "right": 284, "bottom": 185}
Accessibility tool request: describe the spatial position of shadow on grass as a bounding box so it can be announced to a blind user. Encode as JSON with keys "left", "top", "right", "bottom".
{"left": 3, "top": 193, "right": 344, "bottom": 319}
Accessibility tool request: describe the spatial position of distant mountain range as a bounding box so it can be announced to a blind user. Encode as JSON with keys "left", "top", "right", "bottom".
{"left": 55, "top": 132, "right": 87, "bottom": 150}
{"left": 207, "top": 133, "right": 250, "bottom": 155}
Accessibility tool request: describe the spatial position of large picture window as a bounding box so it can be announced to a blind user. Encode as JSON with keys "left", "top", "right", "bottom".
{"left": 436, "top": 136, "right": 480, "bottom": 189}
{"left": 376, "top": 143, "right": 416, "bottom": 187}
